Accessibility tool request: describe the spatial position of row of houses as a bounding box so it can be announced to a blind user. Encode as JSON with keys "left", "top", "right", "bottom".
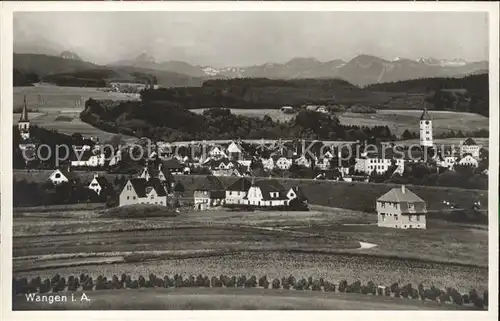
{"left": 192, "top": 176, "right": 308, "bottom": 211}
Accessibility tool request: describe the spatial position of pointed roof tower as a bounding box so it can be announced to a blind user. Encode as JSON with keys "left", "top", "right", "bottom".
{"left": 420, "top": 107, "right": 431, "bottom": 121}
{"left": 20, "top": 96, "right": 29, "bottom": 122}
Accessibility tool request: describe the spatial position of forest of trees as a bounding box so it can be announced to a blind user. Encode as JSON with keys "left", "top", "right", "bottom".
{"left": 13, "top": 69, "right": 40, "bottom": 86}
{"left": 366, "top": 74, "right": 489, "bottom": 117}
{"left": 80, "top": 98, "right": 396, "bottom": 142}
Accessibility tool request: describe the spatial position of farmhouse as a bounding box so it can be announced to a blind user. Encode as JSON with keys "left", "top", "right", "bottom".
{"left": 119, "top": 178, "right": 167, "bottom": 207}
{"left": 286, "top": 186, "right": 308, "bottom": 204}
{"left": 280, "top": 106, "right": 295, "bottom": 114}
{"left": 193, "top": 175, "right": 226, "bottom": 210}
{"left": 246, "top": 179, "right": 289, "bottom": 207}
{"left": 226, "top": 141, "right": 243, "bottom": 160}
{"left": 376, "top": 185, "right": 427, "bottom": 229}
{"left": 225, "top": 177, "right": 253, "bottom": 205}
{"left": 88, "top": 174, "right": 113, "bottom": 196}
{"left": 48, "top": 167, "right": 80, "bottom": 185}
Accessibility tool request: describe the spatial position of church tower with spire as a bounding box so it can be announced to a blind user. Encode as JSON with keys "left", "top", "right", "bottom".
{"left": 419, "top": 106, "right": 433, "bottom": 148}
{"left": 18, "top": 96, "right": 30, "bottom": 140}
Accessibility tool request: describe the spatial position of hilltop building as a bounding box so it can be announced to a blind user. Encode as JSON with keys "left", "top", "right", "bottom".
{"left": 376, "top": 185, "right": 427, "bottom": 229}
{"left": 419, "top": 108, "right": 433, "bottom": 148}
{"left": 18, "top": 96, "right": 30, "bottom": 140}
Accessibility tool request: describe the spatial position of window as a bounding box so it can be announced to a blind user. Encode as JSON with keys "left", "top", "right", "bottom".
{"left": 381, "top": 202, "right": 385, "bottom": 208}
{"left": 408, "top": 203, "right": 415, "bottom": 211}
{"left": 55, "top": 173, "right": 61, "bottom": 178}
{"left": 151, "top": 195, "right": 154, "bottom": 200}
{"left": 416, "top": 215, "right": 420, "bottom": 221}
{"left": 127, "top": 196, "right": 130, "bottom": 200}
{"left": 395, "top": 215, "right": 398, "bottom": 221}
{"left": 426, "top": 138, "right": 430, "bottom": 141}
{"left": 425, "top": 121, "right": 429, "bottom": 125}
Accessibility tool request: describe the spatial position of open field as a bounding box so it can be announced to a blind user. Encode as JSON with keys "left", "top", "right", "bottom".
{"left": 397, "top": 137, "right": 489, "bottom": 149}
{"left": 191, "top": 108, "right": 489, "bottom": 137}
{"left": 13, "top": 207, "right": 488, "bottom": 293}
{"left": 13, "top": 86, "right": 136, "bottom": 142}
{"left": 12, "top": 288, "right": 471, "bottom": 310}
{"left": 14, "top": 85, "right": 137, "bottom": 112}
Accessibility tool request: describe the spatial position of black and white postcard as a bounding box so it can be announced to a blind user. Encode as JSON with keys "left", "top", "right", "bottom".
{"left": 1, "top": 1, "right": 498, "bottom": 319}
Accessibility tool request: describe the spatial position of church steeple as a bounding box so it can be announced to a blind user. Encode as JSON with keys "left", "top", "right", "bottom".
{"left": 20, "top": 96, "right": 29, "bottom": 122}
{"left": 419, "top": 103, "right": 433, "bottom": 148}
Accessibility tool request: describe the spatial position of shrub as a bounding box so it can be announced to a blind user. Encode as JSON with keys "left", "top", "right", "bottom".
{"left": 418, "top": 283, "right": 425, "bottom": 300}
{"left": 145, "top": 280, "right": 153, "bottom": 288}
{"left": 366, "top": 281, "right": 377, "bottom": 295}
{"left": 39, "top": 279, "right": 51, "bottom": 294}
{"left": 111, "top": 275, "right": 121, "bottom": 289}
{"left": 287, "top": 275, "right": 297, "bottom": 287}
{"left": 450, "top": 289, "right": 463, "bottom": 305}
{"left": 129, "top": 280, "right": 139, "bottom": 289}
{"left": 204, "top": 276, "right": 211, "bottom": 288}
{"left": 211, "top": 276, "right": 220, "bottom": 288}
{"left": 258, "top": 276, "right": 269, "bottom": 289}
{"left": 51, "top": 274, "right": 61, "bottom": 285}
{"left": 469, "top": 289, "right": 479, "bottom": 303}
{"left": 390, "top": 282, "right": 399, "bottom": 294}
{"left": 138, "top": 275, "right": 146, "bottom": 288}
{"left": 473, "top": 297, "right": 484, "bottom": 309}
{"left": 311, "top": 280, "right": 321, "bottom": 291}
{"left": 439, "top": 293, "right": 450, "bottom": 303}
{"left": 483, "top": 290, "right": 488, "bottom": 306}
{"left": 272, "top": 278, "right": 281, "bottom": 289}
{"left": 338, "top": 280, "right": 348, "bottom": 293}
{"left": 384, "top": 287, "right": 391, "bottom": 296}
{"left": 121, "top": 273, "right": 127, "bottom": 284}
{"left": 174, "top": 276, "right": 184, "bottom": 288}
{"left": 296, "top": 278, "right": 308, "bottom": 291}
{"left": 82, "top": 278, "right": 94, "bottom": 291}
{"left": 410, "top": 288, "right": 419, "bottom": 299}
{"left": 220, "top": 275, "right": 231, "bottom": 287}
{"left": 196, "top": 274, "right": 205, "bottom": 287}
{"left": 164, "top": 276, "right": 173, "bottom": 288}
{"left": 361, "top": 285, "right": 371, "bottom": 295}
{"left": 462, "top": 294, "right": 470, "bottom": 304}
{"left": 347, "top": 280, "right": 362, "bottom": 294}
{"left": 377, "top": 287, "right": 384, "bottom": 296}
{"left": 237, "top": 276, "right": 247, "bottom": 288}
{"left": 324, "top": 281, "right": 335, "bottom": 292}
{"left": 149, "top": 273, "right": 157, "bottom": 284}
{"left": 245, "top": 276, "right": 257, "bottom": 288}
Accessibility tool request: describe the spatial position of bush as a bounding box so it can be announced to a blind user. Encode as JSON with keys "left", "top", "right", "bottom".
{"left": 258, "top": 276, "right": 268, "bottom": 288}
{"left": 462, "top": 294, "right": 470, "bottom": 304}
{"left": 211, "top": 276, "right": 222, "bottom": 288}
{"left": 450, "top": 288, "right": 463, "bottom": 305}
{"left": 204, "top": 276, "right": 211, "bottom": 288}
{"left": 311, "top": 280, "right": 321, "bottom": 291}
{"left": 366, "top": 281, "right": 377, "bottom": 295}
{"left": 347, "top": 280, "right": 362, "bottom": 294}
{"left": 483, "top": 290, "right": 488, "bottom": 306}
{"left": 245, "top": 276, "right": 257, "bottom": 288}
{"left": 418, "top": 283, "right": 425, "bottom": 300}
{"left": 439, "top": 293, "right": 450, "bottom": 303}
{"left": 129, "top": 280, "right": 139, "bottom": 289}
{"left": 82, "top": 278, "right": 94, "bottom": 291}
{"left": 220, "top": 275, "right": 231, "bottom": 287}
{"left": 338, "top": 280, "right": 348, "bottom": 293}
{"left": 39, "top": 279, "right": 51, "bottom": 294}
{"left": 164, "top": 276, "right": 174, "bottom": 288}
{"left": 469, "top": 289, "right": 479, "bottom": 303}
{"left": 324, "top": 281, "right": 335, "bottom": 292}
{"left": 237, "top": 276, "right": 247, "bottom": 288}
{"left": 384, "top": 287, "right": 391, "bottom": 296}
{"left": 287, "top": 275, "right": 297, "bottom": 287}
{"left": 272, "top": 278, "right": 281, "bottom": 289}
{"left": 377, "top": 287, "right": 384, "bottom": 296}
{"left": 473, "top": 297, "right": 484, "bottom": 309}
{"left": 138, "top": 275, "right": 146, "bottom": 288}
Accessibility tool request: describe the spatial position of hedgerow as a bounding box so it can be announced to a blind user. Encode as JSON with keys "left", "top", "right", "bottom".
{"left": 12, "top": 273, "right": 487, "bottom": 310}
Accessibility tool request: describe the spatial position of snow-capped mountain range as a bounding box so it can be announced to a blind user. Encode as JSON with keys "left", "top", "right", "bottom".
{"left": 108, "top": 52, "right": 487, "bottom": 86}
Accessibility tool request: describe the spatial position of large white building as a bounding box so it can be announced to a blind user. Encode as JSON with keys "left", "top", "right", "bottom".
{"left": 460, "top": 138, "right": 481, "bottom": 159}
{"left": 376, "top": 185, "right": 427, "bottom": 229}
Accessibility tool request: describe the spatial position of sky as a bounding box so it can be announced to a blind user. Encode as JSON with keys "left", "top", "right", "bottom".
{"left": 14, "top": 11, "right": 489, "bottom": 67}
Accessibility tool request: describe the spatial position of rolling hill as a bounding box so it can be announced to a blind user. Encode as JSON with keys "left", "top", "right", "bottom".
{"left": 13, "top": 53, "right": 204, "bottom": 87}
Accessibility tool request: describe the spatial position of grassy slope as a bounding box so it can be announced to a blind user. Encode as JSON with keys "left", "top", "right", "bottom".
{"left": 12, "top": 288, "right": 471, "bottom": 310}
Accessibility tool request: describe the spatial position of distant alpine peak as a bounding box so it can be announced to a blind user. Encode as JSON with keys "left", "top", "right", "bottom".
{"left": 135, "top": 52, "right": 156, "bottom": 64}
{"left": 418, "top": 57, "right": 468, "bottom": 66}
{"left": 60, "top": 50, "right": 82, "bottom": 61}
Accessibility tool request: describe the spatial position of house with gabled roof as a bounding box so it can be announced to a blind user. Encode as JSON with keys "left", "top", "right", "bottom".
{"left": 246, "top": 179, "right": 289, "bottom": 207}
{"left": 88, "top": 174, "right": 113, "bottom": 196}
{"left": 376, "top": 185, "right": 427, "bottom": 229}
{"left": 48, "top": 167, "right": 80, "bottom": 185}
{"left": 119, "top": 178, "right": 167, "bottom": 207}
{"left": 225, "top": 177, "right": 253, "bottom": 205}
{"left": 193, "top": 175, "right": 226, "bottom": 210}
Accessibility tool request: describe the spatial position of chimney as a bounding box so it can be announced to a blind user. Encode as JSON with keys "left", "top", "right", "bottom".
{"left": 401, "top": 185, "right": 406, "bottom": 194}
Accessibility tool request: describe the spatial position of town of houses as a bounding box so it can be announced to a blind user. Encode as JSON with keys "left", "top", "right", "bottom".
{"left": 15, "top": 100, "right": 487, "bottom": 229}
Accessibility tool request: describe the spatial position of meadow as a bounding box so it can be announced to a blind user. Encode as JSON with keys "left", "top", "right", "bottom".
{"left": 13, "top": 206, "right": 488, "bottom": 294}
{"left": 13, "top": 288, "right": 470, "bottom": 310}
{"left": 13, "top": 85, "right": 136, "bottom": 142}
{"left": 192, "top": 108, "right": 489, "bottom": 137}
